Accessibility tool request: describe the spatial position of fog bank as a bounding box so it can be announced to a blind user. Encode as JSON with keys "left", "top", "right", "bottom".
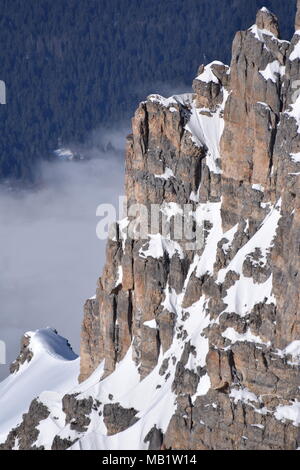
{"left": 0, "top": 129, "right": 125, "bottom": 380}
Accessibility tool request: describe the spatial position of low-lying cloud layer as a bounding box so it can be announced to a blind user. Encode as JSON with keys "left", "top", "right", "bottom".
{"left": 0, "top": 128, "right": 125, "bottom": 380}
{"left": 0, "top": 84, "right": 193, "bottom": 381}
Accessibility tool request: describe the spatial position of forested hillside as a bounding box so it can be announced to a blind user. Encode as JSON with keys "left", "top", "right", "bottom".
{"left": 0, "top": 0, "right": 295, "bottom": 182}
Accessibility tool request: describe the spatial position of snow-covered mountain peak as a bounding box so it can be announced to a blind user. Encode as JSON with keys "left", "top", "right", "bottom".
{"left": 10, "top": 328, "right": 78, "bottom": 376}
{"left": 25, "top": 328, "right": 78, "bottom": 362}
{"left": 0, "top": 329, "right": 79, "bottom": 446}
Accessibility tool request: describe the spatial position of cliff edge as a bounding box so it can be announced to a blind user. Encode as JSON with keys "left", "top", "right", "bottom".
{"left": 2, "top": 6, "right": 300, "bottom": 450}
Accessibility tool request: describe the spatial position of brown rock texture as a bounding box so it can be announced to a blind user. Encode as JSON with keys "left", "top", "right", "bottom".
{"left": 79, "top": 92, "right": 207, "bottom": 382}
{"left": 76, "top": 6, "right": 300, "bottom": 450}
{"left": 0, "top": 399, "right": 50, "bottom": 450}
{"left": 220, "top": 7, "right": 289, "bottom": 236}
{"left": 256, "top": 7, "right": 280, "bottom": 37}
{"left": 9, "top": 334, "right": 33, "bottom": 374}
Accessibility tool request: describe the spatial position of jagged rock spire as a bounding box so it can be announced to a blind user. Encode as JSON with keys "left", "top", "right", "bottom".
{"left": 256, "top": 6, "right": 280, "bottom": 37}
{"left": 296, "top": 0, "right": 300, "bottom": 30}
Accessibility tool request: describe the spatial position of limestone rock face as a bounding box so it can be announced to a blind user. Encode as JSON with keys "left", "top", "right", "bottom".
{"left": 256, "top": 7, "right": 280, "bottom": 37}
{"left": 103, "top": 403, "right": 139, "bottom": 435}
{"left": 9, "top": 334, "right": 33, "bottom": 374}
{"left": 221, "top": 9, "right": 288, "bottom": 187}
{"left": 73, "top": 8, "right": 300, "bottom": 451}
{"left": 4, "top": 7, "right": 300, "bottom": 451}
{"left": 79, "top": 92, "right": 208, "bottom": 382}
{"left": 0, "top": 399, "right": 50, "bottom": 450}
{"left": 193, "top": 61, "right": 230, "bottom": 111}
{"left": 79, "top": 295, "right": 101, "bottom": 382}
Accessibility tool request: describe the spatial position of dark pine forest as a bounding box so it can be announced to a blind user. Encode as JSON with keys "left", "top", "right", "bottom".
{"left": 0, "top": 0, "right": 295, "bottom": 182}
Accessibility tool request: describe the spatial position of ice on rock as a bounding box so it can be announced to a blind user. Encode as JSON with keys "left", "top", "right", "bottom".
{"left": 230, "top": 387, "right": 259, "bottom": 405}
{"left": 115, "top": 265, "right": 123, "bottom": 287}
{"left": 275, "top": 401, "right": 300, "bottom": 427}
{"left": 139, "top": 233, "right": 184, "bottom": 260}
{"left": 195, "top": 62, "right": 220, "bottom": 84}
{"left": 259, "top": 61, "right": 285, "bottom": 83}
{"left": 222, "top": 327, "right": 271, "bottom": 346}
{"left": 289, "top": 37, "right": 300, "bottom": 62}
{"left": 286, "top": 95, "right": 300, "bottom": 133}
{"left": 252, "top": 183, "right": 265, "bottom": 192}
{"left": 290, "top": 152, "right": 300, "bottom": 163}
{"left": 143, "top": 320, "right": 157, "bottom": 329}
{"left": 284, "top": 340, "right": 300, "bottom": 359}
{"left": 154, "top": 167, "right": 174, "bottom": 180}
{"left": 185, "top": 90, "right": 228, "bottom": 175}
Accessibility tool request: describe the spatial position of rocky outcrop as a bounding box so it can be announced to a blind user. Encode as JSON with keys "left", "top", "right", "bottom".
{"left": 4, "top": 5, "right": 300, "bottom": 451}
{"left": 144, "top": 426, "right": 164, "bottom": 450}
{"left": 193, "top": 61, "right": 230, "bottom": 111}
{"left": 103, "top": 403, "right": 139, "bottom": 436}
{"left": 220, "top": 8, "right": 289, "bottom": 236}
{"left": 9, "top": 334, "right": 33, "bottom": 374}
{"left": 0, "top": 399, "right": 50, "bottom": 450}
{"left": 256, "top": 7, "right": 280, "bottom": 37}
{"left": 75, "top": 6, "right": 300, "bottom": 450}
{"left": 79, "top": 294, "right": 102, "bottom": 383}
{"left": 79, "top": 92, "right": 208, "bottom": 382}
{"left": 62, "top": 394, "right": 93, "bottom": 432}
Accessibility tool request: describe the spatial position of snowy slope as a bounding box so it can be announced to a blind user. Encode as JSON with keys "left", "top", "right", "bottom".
{"left": 60, "top": 295, "right": 210, "bottom": 451}
{"left": 0, "top": 328, "right": 79, "bottom": 444}
{"left": 1, "top": 60, "right": 299, "bottom": 448}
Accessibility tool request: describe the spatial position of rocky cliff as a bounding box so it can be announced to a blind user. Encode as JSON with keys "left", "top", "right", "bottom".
{"left": 1, "top": 6, "right": 300, "bottom": 450}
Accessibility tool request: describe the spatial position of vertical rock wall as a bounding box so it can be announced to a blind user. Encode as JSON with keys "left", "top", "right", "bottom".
{"left": 50, "top": 6, "right": 300, "bottom": 450}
